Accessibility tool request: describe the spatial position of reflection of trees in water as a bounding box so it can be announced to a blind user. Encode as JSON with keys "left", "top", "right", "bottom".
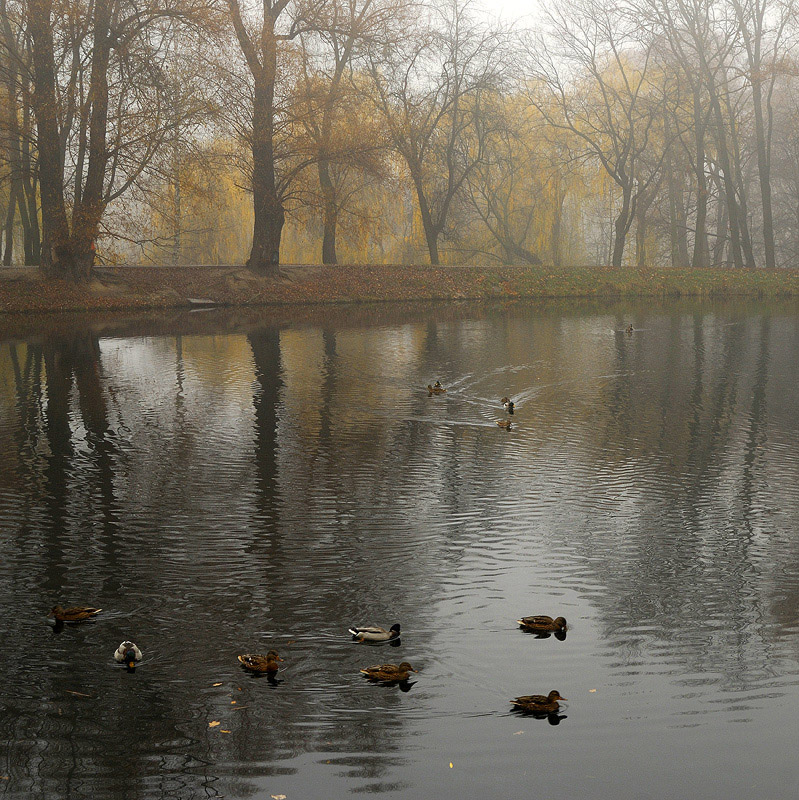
{"left": 568, "top": 311, "right": 799, "bottom": 689}
{"left": 3, "top": 306, "right": 799, "bottom": 795}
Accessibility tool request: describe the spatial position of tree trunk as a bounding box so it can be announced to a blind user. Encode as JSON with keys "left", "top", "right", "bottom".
{"left": 692, "top": 97, "right": 709, "bottom": 268}
{"left": 319, "top": 157, "right": 337, "bottom": 265}
{"left": 752, "top": 75, "right": 775, "bottom": 269}
{"left": 411, "top": 170, "right": 440, "bottom": 265}
{"left": 247, "top": 65, "right": 284, "bottom": 273}
{"left": 28, "top": 0, "right": 75, "bottom": 277}
{"left": 611, "top": 186, "right": 633, "bottom": 268}
{"left": 3, "top": 186, "right": 15, "bottom": 265}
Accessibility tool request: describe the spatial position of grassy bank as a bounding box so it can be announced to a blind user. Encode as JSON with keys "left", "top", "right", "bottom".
{"left": 3, "top": 263, "right": 799, "bottom": 314}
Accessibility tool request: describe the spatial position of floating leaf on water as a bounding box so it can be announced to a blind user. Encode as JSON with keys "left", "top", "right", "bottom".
{"left": 271, "top": 795, "right": 287, "bottom": 800}
{"left": 221, "top": 730, "right": 231, "bottom": 733}
{"left": 208, "top": 721, "right": 221, "bottom": 728}
{"left": 212, "top": 682, "right": 222, "bottom": 687}
{"left": 513, "top": 731, "right": 524, "bottom": 735}
{"left": 231, "top": 700, "right": 237, "bottom": 705}
{"left": 589, "top": 689, "right": 597, "bottom": 693}
{"left": 449, "top": 762, "right": 453, "bottom": 768}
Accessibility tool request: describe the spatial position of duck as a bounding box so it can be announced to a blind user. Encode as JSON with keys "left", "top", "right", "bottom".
{"left": 427, "top": 381, "right": 447, "bottom": 395}
{"left": 626, "top": 324, "right": 634, "bottom": 335}
{"left": 237, "top": 650, "right": 283, "bottom": 674}
{"left": 500, "top": 397, "right": 515, "bottom": 413}
{"left": 496, "top": 419, "right": 512, "bottom": 429}
{"left": 349, "top": 623, "right": 401, "bottom": 642}
{"left": 49, "top": 605, "right": 102, "bottom": 622}
{"left": 113, "top": 641, "right": 143, "bottom": 669}
{"left": 360, "top": 662, "right": 417, "bottom": 682}
{"left": 517, "top": 615, "right": 567, "bottom": 633}
{"left": 510, "top": 690, "right": 567, "bottom": 714}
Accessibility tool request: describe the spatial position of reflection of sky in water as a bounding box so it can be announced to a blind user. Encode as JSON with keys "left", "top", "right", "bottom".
{"left": 1, "top": 302, "right": 798, "bottom": 799}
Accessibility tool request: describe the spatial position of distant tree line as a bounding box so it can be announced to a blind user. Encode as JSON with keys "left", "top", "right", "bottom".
{"left": 2, "top": 0, "right": 799, "bottom": 278}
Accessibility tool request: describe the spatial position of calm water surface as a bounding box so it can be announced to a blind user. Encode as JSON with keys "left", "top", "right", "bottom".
{"left": 1, "top": 300, "right": 799, "bottom": 799}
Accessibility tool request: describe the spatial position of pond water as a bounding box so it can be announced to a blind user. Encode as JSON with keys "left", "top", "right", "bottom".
{"left": 1, "top": 299, "right": 799, "bottom": 799}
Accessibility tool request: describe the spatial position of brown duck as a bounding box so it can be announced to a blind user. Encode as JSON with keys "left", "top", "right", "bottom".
{"left": 49, "top": 605, "right": 102, "bottom": 622}
{"left": 517, "top": 615, "right": 567, "bottom": 633}
{"left": 510, "top": 690, "right": 567, "bottom": 714}
{"left": 427, "top": 382, "right": 447, "bottom": 395}
{"left": 360, "top": 662, "right": 417, "bottom": 682}
{"left": 238, "top": 649, "right": 283, "bottom": 674}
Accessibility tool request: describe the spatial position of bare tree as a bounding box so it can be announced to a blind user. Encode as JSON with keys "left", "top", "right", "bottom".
{"left": 525, "top": 0, "right": 668, "bottom": 267}
{"left": 367, "top": 0, "right": 504, "bottom": 265}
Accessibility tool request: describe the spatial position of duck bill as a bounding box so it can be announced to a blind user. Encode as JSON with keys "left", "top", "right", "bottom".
{"left": 127, "top": 661, "right": 136, "bottom": 670}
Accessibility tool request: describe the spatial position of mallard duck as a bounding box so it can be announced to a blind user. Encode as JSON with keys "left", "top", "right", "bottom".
{"left": 510, "top": 690, "right": 567, "bottom": 714}
{"left": 496, "top": 419, "right": 512, "bottom": 429}
{"left": 427, "top": 381, "right": 447, "bottom": 395}
{"left": 360, "top": 662, "right": 417, "bottom": 682}
{"left": 626, "top": 324, "right": 634, "bottom": 335}
{"left": 517, "top": 615, "right": 567, "bottom": 633}
{"left": 349, "top": 623, "right": 401, "bottom": 642}
{"left": 238, "top": 650, "right": 283, "bottom": 674}
{"left": 49, "top": 605, "right": 102, "bottom": 622}
{"left": 113, "top": 641, "right": 143, "bottom": 669}
{"left": 500, "top": 397, "right": 515, "bottom": 413}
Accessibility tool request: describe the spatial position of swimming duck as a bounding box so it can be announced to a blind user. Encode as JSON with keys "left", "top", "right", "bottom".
{"left": 427, "top": 381, "right": 447, "bottom": 395}
{"left": 510, "top": 690, "right": 567, "bottom": 714}
{"left": 113, "top": 641, "right": 143, "bottom": 669}
{"left": 626, "top": 324, "right": 634, "bottom": 335}
{"left": 238, "top": 650, "right": 283, "bottom": 674}
{"left": 360, "top": 662, "right": 417, "bottom": 682}
{"left": 496, "top": 419, "right": 512, "bottom": 429}
{"left": 500, "top": 397, "right": 515, "bottom": 413}
{"left": 49, "top": 605, "right": 102, "bottom": 622}
{"left": 517, "top": 615, "right": 567, "bottom": 633}
{"left": 349, "top": 623, "right": 401, "bottom": 642}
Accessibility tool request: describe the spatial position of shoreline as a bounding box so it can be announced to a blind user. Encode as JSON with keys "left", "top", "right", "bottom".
{"left": 3, "top": 263, "right": 799, "bottom": 314}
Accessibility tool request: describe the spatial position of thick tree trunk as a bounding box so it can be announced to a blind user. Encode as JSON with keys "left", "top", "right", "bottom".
{"left": 247, "top": 57, "right": 284, "bottom": 273}
{"left": 28, "top": 0, "right": 75, "bottom": 276}
{"left": 611, "top": 187, "right": 633, "bottom": 268}
{"left": 319, "top": 158, "right": 338, "bottom": 265}
{"left": 410, "top": 171, "right": 440, "bottom": 265}
{"left": 28, "top": 0, "right": 109, "bottom": 279}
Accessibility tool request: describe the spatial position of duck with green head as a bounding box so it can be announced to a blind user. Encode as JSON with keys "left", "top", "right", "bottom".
{"left": 114, "top": 641, "right": 143, "bottom": 670}
{"left": 349, "top": 623, "right": 401, "bottom": 642}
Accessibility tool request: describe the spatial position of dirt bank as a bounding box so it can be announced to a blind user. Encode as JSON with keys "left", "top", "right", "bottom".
{"left": 3, "top": 263, "right": 799, "bottom": 314}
